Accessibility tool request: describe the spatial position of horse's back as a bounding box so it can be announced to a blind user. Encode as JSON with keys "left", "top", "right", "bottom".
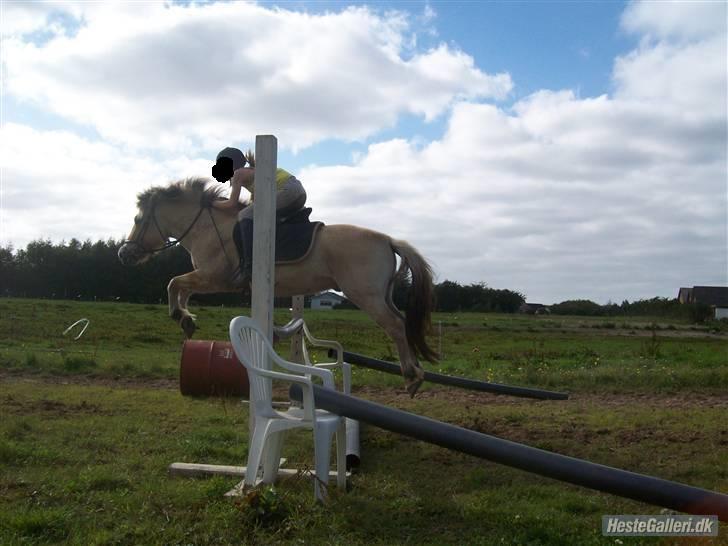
{"left": 316, "top": 224, "right": 395, "bottom": 260}
{"left": 318, "top": 223, "right": 392, "bottom": 246}
{"left": 274, "top": 223, "right": 396, "bottom": 296}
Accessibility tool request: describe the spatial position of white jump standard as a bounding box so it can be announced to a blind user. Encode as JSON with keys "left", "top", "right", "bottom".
{"left": 169, "top": 135, "right": 350, "bottom": 500}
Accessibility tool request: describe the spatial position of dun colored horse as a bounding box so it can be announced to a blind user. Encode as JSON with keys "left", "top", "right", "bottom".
{"left": 118, "top": 178, "right": 437, "bottom": 395}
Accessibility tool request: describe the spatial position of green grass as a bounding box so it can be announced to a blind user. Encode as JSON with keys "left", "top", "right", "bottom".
{"left": 1, "top": 381, "right": 726, "bottom": 545}
{"left": 0, "top": 298, "right": 726, "bottom": 544}
{"left": 1, "top": 298, "right": 725, "bottom": 393}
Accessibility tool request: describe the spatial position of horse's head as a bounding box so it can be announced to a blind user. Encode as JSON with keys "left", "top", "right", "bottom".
{"left": 118, "top": 178, "right": 226, "bottom": 266}
{"left": 118, "top": 194, "right": 169, "bottom": 266}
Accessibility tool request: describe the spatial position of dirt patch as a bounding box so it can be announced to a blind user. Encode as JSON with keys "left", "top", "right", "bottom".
{"left": 2, "top": 394, "right": 109, "bottom": 416}
{"left": 448, "top": 417, "right": 728, "bottom": 448}
{"left": 445, "top": 323, "right": 727, "bottom": 340}
{"left": 0, "top": 369, "right": 178, "bottom": 391}
{"left": 348, "top": 386, "right": 728, "bottom": 449}
{"left": 559, "top": 327, "right": 727, "bottom": 340}
{"left": 2, "top": 369, "right": 726, "bottom": 411}
{"left": 352, "top": 384, "right": 728, "bottom": 411}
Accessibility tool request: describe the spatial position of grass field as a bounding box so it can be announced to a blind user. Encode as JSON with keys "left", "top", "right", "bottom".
{"left": 0, "top": 298, "right": 726, "bottom": 545}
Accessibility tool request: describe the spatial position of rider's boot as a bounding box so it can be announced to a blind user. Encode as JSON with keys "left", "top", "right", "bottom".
{"left": 232, "top": 218, "right": 254, "bottom": 288}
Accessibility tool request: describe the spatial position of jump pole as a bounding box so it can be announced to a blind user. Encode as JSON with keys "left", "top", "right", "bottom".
{"left": 336, "top": 350, "right": 569, "bottom": 400}
{"left": 290, "top": 384, "right": 728, "bottom": 520}
{"left": 171, "top": 136, "right": 357, "bottom": 486}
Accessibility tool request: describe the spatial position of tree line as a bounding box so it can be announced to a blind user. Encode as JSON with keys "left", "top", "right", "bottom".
{"left": 548, "top": 298, "right": 713, "bottom": 322}
{"left": 1, "top": 239, "right": 527, "bottom": 312}
{"left": 1, "top": 239, "right": 702, "bottom": 319}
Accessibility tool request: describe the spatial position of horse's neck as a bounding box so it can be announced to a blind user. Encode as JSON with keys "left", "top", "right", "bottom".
{"left": 181, "top": 206, "right": 237, "bottom": 260}
{"left": 161, "top": 202, "right": 200, "bottom": 240}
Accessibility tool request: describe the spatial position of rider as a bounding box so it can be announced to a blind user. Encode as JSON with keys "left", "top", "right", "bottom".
{"left": 211, "top": 146, "right": 307, "bottom": 287}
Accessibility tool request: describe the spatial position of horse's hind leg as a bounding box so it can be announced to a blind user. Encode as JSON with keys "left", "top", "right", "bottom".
{"left": 345, "top": 291, "right": 424, "bottom": 397}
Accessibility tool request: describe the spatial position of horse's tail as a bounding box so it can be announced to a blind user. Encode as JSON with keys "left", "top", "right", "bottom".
{"left": 390, "top": 239, "right": 439, "bottom": 363}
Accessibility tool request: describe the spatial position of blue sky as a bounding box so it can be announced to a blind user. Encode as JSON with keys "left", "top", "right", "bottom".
{"left": 1, "top": 1, "right": 726, "bottom": 303}
{"left": 5, "top": 0, "right": 635, "bottom": 171}
{"left": 272, "top": 0, "right": 635, "bottom": 171}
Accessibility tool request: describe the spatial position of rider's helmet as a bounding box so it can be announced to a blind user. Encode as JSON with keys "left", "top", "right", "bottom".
{"left": 212, "top": 147, "right": 247, "bottom": 183}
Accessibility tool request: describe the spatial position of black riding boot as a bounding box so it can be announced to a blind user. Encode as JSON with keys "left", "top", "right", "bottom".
{"left": 232, "top": 218, "right": 254, "bottom": 288}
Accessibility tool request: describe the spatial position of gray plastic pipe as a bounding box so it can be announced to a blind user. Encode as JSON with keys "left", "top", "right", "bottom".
{"left": 289, "top": 384, "right": 727, "bottom": 521}
{"left": 333, "top": 350, "right": 569, "bottom": 400}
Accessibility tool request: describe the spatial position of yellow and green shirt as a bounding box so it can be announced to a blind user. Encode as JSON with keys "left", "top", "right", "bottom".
{"left": 275, "top": 168, "right": 294, "bottom": 189}
{"left": 249, "top": 168, "right": 294, "bottom": 200}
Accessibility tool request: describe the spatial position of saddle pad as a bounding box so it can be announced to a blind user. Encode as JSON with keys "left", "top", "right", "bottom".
{"left": 239, "top": 208, "right": 324, "bottom": 264}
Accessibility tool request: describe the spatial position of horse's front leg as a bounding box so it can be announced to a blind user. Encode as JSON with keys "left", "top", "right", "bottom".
{"left": 167, "top": 271, "right": 199, "bottom": 338}
{"left": 168, "top": 271, "right": 206, "bottom": 338}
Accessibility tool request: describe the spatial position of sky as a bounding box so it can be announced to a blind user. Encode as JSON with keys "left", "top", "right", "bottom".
{"left": 1, "top": 0, "right": 726, "bottom": 304}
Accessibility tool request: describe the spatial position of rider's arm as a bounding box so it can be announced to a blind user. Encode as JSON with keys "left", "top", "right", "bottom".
{"left": 212, "top": 169, "right": 252, "bottom": 210}
{"left": 232, "top": 167, "right": 255, "bottom": 193}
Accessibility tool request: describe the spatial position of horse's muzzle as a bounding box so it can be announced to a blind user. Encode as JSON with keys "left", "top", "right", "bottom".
{"left": 118, "top": 242, "right": 144, "bottom": 266}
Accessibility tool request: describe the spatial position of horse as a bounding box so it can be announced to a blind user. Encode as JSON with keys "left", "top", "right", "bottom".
{"left": 118, "top": 178, "right": 438, "bottom": 396}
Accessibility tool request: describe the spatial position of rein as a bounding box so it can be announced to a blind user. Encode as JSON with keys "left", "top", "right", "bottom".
{"left": 208, "top": 208, "right": 237, "bottom": 272}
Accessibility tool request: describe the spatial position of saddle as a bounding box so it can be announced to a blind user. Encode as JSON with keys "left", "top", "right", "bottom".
{"left": 235, "top": 208, "right": 324, "bottom": 265}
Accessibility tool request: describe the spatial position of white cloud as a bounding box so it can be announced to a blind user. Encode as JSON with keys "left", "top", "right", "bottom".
{"left": 3, "top": 2, "right": 511, "bottom": 152}
{"left": 0, "top": 1, "right": 73, "bottom": 37}
{"left": 0, "top": 122, "right": 212, "bottom": 246}
{"left": 1, "top": 0, "right": 724, "bottom": 304}
{"left": 620, "top": 0, "right": 726, "bottom": 41}
{"left": 301, "top": 1, "right": 726, "bottom": 303}
{"left": 614, "top": 36, "right": 725, "bottom": 113}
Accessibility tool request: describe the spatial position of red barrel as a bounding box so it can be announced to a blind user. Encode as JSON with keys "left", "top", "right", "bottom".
{"left": 180, "top": 340, "right": 250, "bottom": 397}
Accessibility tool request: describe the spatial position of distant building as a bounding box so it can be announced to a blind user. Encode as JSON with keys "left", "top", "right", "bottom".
{"left": 677, "top": 286, "right": 728, "bottom": 319}
{"left": 310, "top": 291, "right": 347, "bottom": 310}
{"left": 519, "top": 302, "right": 551, "bottom": 315}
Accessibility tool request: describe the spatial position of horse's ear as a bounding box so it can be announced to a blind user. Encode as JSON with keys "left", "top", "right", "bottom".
{"left": 245, "top": 149, "right": 255, "bottom": 168}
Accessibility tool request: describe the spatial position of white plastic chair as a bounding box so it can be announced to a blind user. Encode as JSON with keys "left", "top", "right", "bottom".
{"left": 300, "top": 322, "right": 360, "bottom": 469}
{"left": 300, "top": 321, "right": 352, "bottom": 396}
{"left": 229, "top": 316, "right": 346, "bottom": 502}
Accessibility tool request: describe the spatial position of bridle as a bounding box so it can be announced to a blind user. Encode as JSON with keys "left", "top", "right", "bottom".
{"left": 123, "top": 199, "right": 237, "bottom": 272}
{"left": 124, "top": 200, "right": 206, "bottom": 255}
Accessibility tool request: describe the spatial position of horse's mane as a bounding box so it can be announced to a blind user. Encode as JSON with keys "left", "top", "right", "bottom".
{"left": 137, "top": 178, "right": 228, "bottom": 211}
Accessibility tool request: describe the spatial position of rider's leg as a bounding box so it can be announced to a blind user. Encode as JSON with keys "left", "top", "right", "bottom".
{"left": 275, "top": 177, "right": 306, "bottom": 219}
{"left": 232, "top": 205, "right": 254, "bottom": 288}
{"left": 239, "top": 217, "right": 254, "bottom": 279}
{"left": 231, "top": 178, "right": 306, "bottom": 287}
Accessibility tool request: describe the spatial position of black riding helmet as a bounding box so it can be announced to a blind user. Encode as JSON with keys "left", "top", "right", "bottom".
{"left": 212, "top": 147, "right": 247, "bottom": 183}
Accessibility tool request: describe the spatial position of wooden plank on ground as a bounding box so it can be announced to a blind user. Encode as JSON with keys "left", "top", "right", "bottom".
{"left": 168, "top": 459, "right": 286, "bottom": 479}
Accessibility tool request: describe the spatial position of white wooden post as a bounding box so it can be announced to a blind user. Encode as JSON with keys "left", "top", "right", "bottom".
{"left": 250, "top": 135, "right": 277, "bottom": 437}
{"left": 169, "top": 135, "right": 308, "bottom": 492}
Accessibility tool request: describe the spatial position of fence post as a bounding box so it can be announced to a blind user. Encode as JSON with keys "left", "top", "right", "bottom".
{"left": 250, "top": 135, "right": 277, "bottom": 437}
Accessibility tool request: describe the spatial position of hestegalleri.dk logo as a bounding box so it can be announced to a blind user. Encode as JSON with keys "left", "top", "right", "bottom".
{"left": 602, "top": 515, "right": 718, "bottom": 537}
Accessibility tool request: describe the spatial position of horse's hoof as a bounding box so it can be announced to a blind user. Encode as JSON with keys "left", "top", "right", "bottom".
{"left": 405, "top": 377, "right": 423, "bottom": 398}
{"left": 181, "top": 316, "right": 196, "bottom": 339}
